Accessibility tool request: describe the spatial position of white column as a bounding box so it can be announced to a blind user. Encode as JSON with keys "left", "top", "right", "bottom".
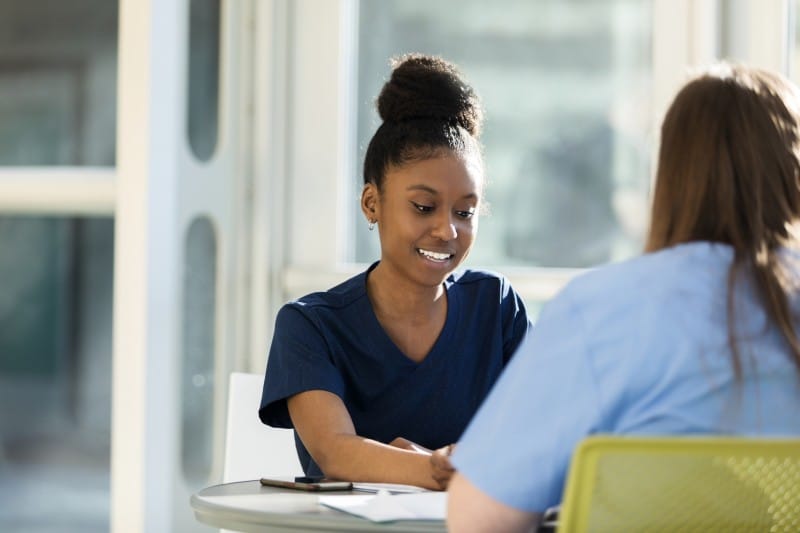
{"left": 289, "top": 0, "right": 357, "bottom": 268}
{"left": 250, "top": 0, "right": 290, "bottom": 372}
{"left": 111, "top": 0, "right": 184, "bottom": 531}
{"left": 742, "top": 0, "right": 790, "bottom": 73}
{"left": 652, "top": 0, "right": 719, "bottom": 126}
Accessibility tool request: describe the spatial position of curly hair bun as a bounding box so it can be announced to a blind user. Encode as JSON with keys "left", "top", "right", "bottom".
{"left": 376, "top": 53, "right": 483, "bottom": 137}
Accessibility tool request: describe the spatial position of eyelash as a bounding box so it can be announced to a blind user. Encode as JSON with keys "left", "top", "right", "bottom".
{"left": 411, "top": 202, "right": 474, "bottom": 219}
{"left": 412, "top": 202, "right": 434, "bottom": 214}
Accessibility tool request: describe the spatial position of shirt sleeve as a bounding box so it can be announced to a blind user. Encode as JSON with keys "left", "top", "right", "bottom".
{"left": 258, "top": 304, "right": 346, "bottom": 428}
{"left": 500, "top": 277, "right": 534, "bottom": 364}
{"left": 451, "top": 288, "right": 602, "bottom": 512}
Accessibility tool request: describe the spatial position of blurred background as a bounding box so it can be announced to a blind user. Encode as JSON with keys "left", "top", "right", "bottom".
{"left": 0, "top": 0, "right": 796, "bottom": 531}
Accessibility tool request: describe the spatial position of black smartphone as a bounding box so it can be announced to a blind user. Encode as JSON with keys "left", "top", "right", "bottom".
{"left": 259, "top": 476, "right": 353, "bottom": 492}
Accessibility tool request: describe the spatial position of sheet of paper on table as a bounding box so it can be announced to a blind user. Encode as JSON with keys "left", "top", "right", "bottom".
{"left": 351, "top": 482, "right": 429, "bottom": 494}
{"left": 319, "top": 491, "right": 447, "bottom": 522}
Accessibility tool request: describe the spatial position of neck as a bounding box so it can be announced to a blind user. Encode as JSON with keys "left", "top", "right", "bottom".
{"left": 366, "top": 262, "right": 446, "bottom": 321}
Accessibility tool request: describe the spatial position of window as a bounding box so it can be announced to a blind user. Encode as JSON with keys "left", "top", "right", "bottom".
{"left": 354, "top": 0, "right": 653, "bottom": 271}
{"left": 0, "top": 0, "right": 117, "bottom": 166}
{"left": 0, "top": 1, "right": 117, "bottom": 530}
{"left": 0, "top": 216, "right": 114, "bottom": 532}
{"left": 187, "top": 0, "right": 221, "bottom": 161}
{"left": 180, "top": 217, "right": 217, "bottom": 487}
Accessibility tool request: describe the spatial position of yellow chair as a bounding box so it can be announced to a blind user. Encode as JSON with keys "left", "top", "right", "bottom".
{"left": 557, "top": 435, "right": 800, "bottom": 532}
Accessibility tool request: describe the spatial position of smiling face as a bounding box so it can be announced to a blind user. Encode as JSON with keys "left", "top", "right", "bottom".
{"left": 362, "top": 150, "right": 483, "bottom": 289}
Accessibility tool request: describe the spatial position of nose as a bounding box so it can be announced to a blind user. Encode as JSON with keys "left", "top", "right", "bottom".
{"left": 431, "top": 212, "right": 458, "bottom": 241}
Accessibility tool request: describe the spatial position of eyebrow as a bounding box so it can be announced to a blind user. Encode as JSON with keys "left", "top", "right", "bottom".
{"left": 406, "top": 184, "right": 478, "bottom": 200}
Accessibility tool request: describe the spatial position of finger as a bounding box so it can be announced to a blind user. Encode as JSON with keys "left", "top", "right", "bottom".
{"left": 432, "top": 452, "right": 455, "bottom": 471}
{"left": 432, "top": 469, "right": 454, "bottom": 489}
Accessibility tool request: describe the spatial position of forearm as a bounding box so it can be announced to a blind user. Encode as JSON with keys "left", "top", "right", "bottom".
{"left": 448, "top": 473, "right": 540, "bottom": 532}
{"left": 315, "top": 434, "right": 440, "bottom": 489}
{"left": 287, "top": 390, "right": 442, "bottom": 489}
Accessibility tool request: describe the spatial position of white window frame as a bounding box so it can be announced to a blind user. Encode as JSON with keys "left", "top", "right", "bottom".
{"left": 0, "top": 167, "right": 115, "bottom": 213}
{"left": 112, "top": 0, "right": 253, "bottom": 530}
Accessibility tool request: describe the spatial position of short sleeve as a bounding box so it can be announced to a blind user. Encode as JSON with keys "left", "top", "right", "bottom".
{"left": 500, "top": 277, "right": 533, "bottom": 363}
{"left": 258, "top": 304, "right": 346, "bottom": 428}
{"left": 451, "top": 289, "right": 602, "bottom": 512}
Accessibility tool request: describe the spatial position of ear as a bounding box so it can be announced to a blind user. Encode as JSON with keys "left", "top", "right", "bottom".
{"left": 361, "top": 183, "right": 379, "bottom": 222}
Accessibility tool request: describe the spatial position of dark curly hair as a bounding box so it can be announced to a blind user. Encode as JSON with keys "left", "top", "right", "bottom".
{"left": 363, "top": 54, "right": 484, "bottom": 190}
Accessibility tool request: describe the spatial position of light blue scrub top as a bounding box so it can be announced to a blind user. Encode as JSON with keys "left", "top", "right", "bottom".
{"left": 452, "top": 242, "right": 800, "bottom": 513}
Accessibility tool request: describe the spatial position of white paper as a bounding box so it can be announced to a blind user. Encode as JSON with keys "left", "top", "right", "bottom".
{"left": 351, "top": 482, "right": 429, "bottom": 494}
{"left": 319, "top": 491, "right": 447, "bottom": 522}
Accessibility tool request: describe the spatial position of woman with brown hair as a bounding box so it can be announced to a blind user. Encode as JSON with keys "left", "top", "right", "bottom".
{"left": 447, "top": 64, "right": 800, "bottom": 531}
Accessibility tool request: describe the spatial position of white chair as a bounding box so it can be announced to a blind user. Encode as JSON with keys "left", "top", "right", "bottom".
{"left": 223, "top": 372, "right": 303, "bottom": 482}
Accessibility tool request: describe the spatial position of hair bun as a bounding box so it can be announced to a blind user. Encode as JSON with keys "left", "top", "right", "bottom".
{"left": 376, "top": 54, "right": 483, "bottom": 137}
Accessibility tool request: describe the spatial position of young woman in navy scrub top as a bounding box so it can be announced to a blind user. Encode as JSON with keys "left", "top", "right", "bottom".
{"left": 259, "top": 54, "right": 531, "bottom": 490}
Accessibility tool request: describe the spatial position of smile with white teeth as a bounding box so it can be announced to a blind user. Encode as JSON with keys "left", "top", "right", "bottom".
{"left": 418, "top": 248, "right": 453, "bottom": 262}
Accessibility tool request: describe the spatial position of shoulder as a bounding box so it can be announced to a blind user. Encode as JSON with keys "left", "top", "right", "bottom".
{"left": 448, "top": 268, "right": 516, "bottom": 297}
{"left": 277, "top": 269, "right": 369, "bottom": 322}
{"left": 535, "top": 242, "right": 734, "bottom": 354}
{"left": 560, "top": 241, "right": 732, "bottom": 306}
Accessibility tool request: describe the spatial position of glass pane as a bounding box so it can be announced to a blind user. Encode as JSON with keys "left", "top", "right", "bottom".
{"left": 0, "top": 1, "right": 118, "bottom": 166}
{"left": 181, "top": 217, "right": 216, "bottom": 487}
{"left": 354, "top": 0, "right": 653, "bottom": 268}
{"left": 0, "top": 216, "right": 114, "bottom": 532}
{"left": 187, "top": 0, "right": 221, "bottom": 162}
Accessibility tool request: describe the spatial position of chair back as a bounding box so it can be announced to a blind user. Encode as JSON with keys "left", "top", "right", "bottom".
{"left": 557, "top": 436, "right": 800, "bottom": 532}
{"left": 222, "top": 372, "right": 303, "bottom": 482}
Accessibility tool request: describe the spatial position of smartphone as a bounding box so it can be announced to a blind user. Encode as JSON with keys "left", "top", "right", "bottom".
{"left": 259, "top": 476, "right": 353, "bottom": 492}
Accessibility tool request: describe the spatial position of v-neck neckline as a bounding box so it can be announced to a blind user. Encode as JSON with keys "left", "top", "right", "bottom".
{"left": 361, "top": 262, "right": 459, "bottom": 367}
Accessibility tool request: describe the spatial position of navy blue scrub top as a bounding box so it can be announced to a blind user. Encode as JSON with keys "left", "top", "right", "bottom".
{"left": 259, "top": 262, "right": 531, "bottom": 477}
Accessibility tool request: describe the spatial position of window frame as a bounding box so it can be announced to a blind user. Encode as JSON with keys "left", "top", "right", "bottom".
{"left": 0, "top": 167, "right": 115, "bottom": 213}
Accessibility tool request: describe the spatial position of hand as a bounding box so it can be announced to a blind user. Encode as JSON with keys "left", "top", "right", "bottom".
{"left": 431, "top": 443, "right": 456, "bottom": 489}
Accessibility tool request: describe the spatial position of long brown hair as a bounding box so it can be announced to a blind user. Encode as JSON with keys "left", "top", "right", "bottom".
{"left": 646, "top": 64, "right": 800, "bottom": 376}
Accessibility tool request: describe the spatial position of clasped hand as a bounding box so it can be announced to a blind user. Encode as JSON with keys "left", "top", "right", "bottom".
{"left": 390, "top": 437, "right": 457, "bottom": 489}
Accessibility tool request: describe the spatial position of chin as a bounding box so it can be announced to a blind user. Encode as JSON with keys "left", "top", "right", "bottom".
{"left": 417, "top": 264, "right": 458, "bottom": 287}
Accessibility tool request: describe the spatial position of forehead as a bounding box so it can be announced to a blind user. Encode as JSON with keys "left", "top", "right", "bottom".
{"left": 383, "top": 152, "right": 484, "bottom": 196}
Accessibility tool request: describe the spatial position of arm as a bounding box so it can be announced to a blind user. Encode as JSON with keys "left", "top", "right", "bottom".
{"left": 287, "top": 389, "right": 445, "bottom": 490}
{"left": 447, "top": 472, "right": 539, "bottom": 533}
{"left": 390, "top": 438, "right": 457, "bottom": 489}
{"left": 450, "top": 289, "right": 600, "bottom": 516}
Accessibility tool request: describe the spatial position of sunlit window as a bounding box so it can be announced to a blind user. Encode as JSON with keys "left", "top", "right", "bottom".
{"left": 187, "top": 0, "right": 220, "bottom": 162}
{"left": 354, "top": 0, "right": 653, "bottom": 269}
{"left": 0, "top": 216, "right": 113, "bottom": 532}
{"left": 181, "top": 217, "right": 216, "bottom": 488}
{"left": 0, "top": 0, "right": 117, "bottom": 166}
{"left": 0, "top": 1, "right": 117, "bottom": 530}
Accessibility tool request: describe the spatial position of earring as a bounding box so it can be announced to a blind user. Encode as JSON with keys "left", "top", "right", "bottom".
{"left": 368, "top": 220, "right": 375, "bottom": 231}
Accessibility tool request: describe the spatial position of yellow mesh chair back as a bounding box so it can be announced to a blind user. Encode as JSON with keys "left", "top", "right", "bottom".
{"left": 557, "top": 436, "right": 800, "bottom": 533}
